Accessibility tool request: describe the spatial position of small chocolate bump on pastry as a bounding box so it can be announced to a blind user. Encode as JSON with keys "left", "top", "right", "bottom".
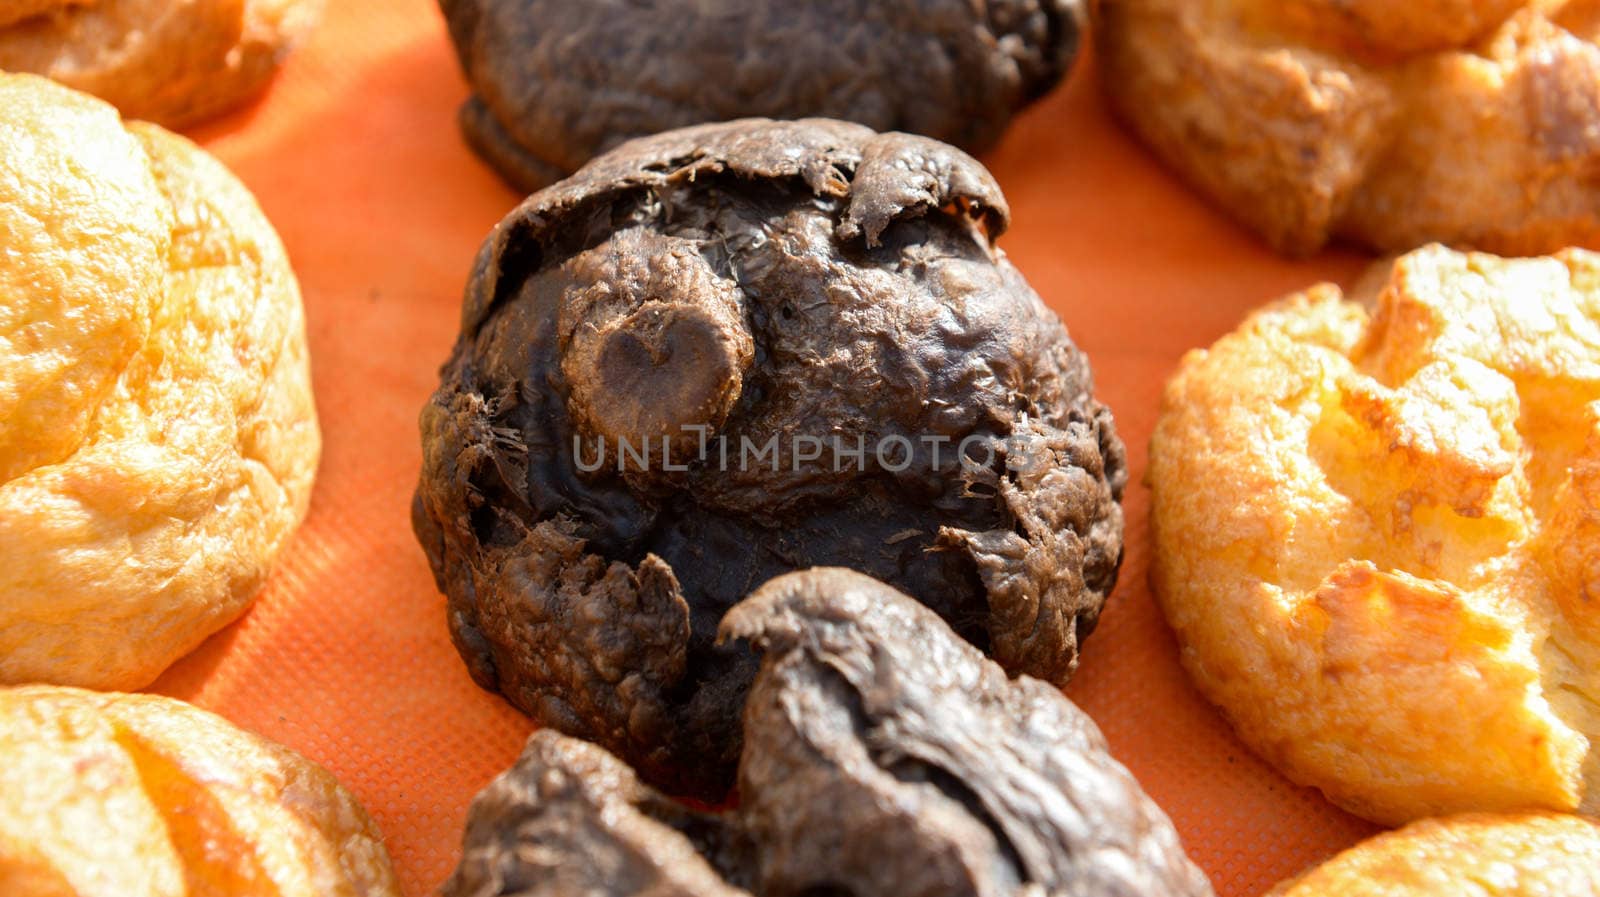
{"left": 559, "top": 229, "right": 754, "bottom": 454}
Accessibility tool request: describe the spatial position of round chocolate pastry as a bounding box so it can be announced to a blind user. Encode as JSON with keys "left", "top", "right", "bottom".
{"left": 412, "top": 118, "right": 1127, "bottom": 799}
{"left": 438, "top": 0, "right": 1084, "bottom": 190}
{"left": 441, "top": 568, "right": 1212, "bottom": 897}
{"left": 1268, "top": 813, "right": 1600, "bottom": 897}
{"left": 1099, "top": 0, "right": 1600, "bottom": 256}
{"left": 0, "top": 0, "right": 324, "bottom": 128}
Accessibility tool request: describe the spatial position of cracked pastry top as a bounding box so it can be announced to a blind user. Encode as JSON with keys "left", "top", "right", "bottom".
{"left": 411, "top": 117, "right": 1126, "bottom": 800}
{"left": 0, "top": 73, "right": 321, "bottom": 690}
{"left": 1149, "top": 244, "right": 1600, "bottom": 825}
{"left": 1098, "top": 0, "right": 1600, "bottom": 256}
{"left": 0, "top": 685, "right": 400, "bottom": 897}
{"left": 441, "top": 568, "right": 1213, "bottom": 897}
{"left": 0, "top": 0, "right": 323, "bottom": 128}
{"left": 438, "top": 0, "right": 1084, "bottom": 190}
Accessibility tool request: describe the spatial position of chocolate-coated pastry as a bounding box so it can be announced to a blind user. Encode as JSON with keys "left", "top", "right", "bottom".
{"left": 438, "top": 0, "right": 1084, "bottom": 190}
{"left": 412, "top": 118, "right": 1126, "bottom": 799}
{"left": 441, "top": 568, "right": 1213, "bottom": 897}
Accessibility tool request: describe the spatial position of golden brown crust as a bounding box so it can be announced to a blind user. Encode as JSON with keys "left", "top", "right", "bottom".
{"left": 1149, "top": 244, "right": 1600, "bottom": 825}
{"left": 0, "top": 685, "right": 401, "bottom": 897}
{"left": 1268, "top": 813, "right": 1600, "bottom": 896}
{"left": 1257, "top": 0, "right": 1528, "bottom": 59}
{"left": 0, "top": 73, "right": 320, "bottom": 690}
{"left": 0, "top": 0, "right": 323, "bottom": 128}
{"left": 1098, "top": 0, "right": 1600, "bottom": 256}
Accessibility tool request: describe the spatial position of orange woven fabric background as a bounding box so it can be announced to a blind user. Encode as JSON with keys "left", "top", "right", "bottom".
{"left": 147, "top": 1, "right": 1384, "bottom": 893}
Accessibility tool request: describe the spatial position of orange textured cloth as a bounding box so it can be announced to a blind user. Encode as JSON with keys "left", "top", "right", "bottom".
{"left": 147, "top": 0, "right": 1383, "bottom": 893}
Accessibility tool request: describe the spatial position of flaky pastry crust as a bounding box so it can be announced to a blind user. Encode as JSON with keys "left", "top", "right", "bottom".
{"left": 1268, "top": 813, "right": 1600, "bottom": 896}
{"left": 0, "top": 685, "right": 399, "bottom": 897}
{"left": 0, "top": 74, "right": 319, "bottom": 690}
{"left": 1098, "top": 0, "right": 1600, "bottom": 256}
{"left": 1150, "top": 244, "right": 1600, "bottom": 825}
{"left": 0, "top": 0, "right": 322, "bottom": 128}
